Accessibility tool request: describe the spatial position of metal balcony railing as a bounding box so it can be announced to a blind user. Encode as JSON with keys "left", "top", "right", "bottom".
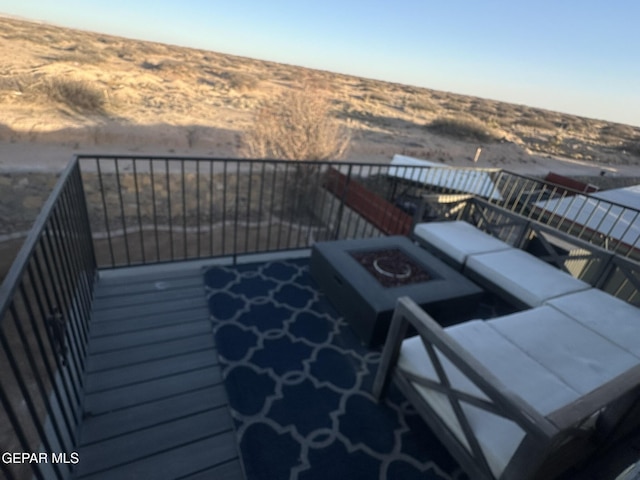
{"left": 487, "top": 170, "right": 640, "bottom": 259}
{"left": 76, "top": 156, "right": 456, "bottom": 268}
{"left": 0, "top": 159, "right": 96, "bottom": 480}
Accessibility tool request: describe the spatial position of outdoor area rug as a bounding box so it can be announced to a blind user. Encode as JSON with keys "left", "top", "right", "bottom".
{"left": 204, "top": 258, "right": 465, "bottom": 480}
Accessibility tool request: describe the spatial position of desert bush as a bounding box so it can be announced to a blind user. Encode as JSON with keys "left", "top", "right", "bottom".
{"left": 0, "top": 74, "right": 36, "bottom": 93}
{"left": 225, "top": 71, "right": 260, "bottom": 92}
{"left": 244, "top": 83, "right": 350, "bottom": 161}
{"left": 443, "top": 98, "right": 469, "bottom": 111}
{"left": 496, "top": 103, "right": 523, "bottom": 118}
{"left": 140, "top": 60, "right": 163, "bottom": 70}
{"left": 364, "top": 91, "right": 392, "bottom": 104}
{"left": 469, "top": 102, "right": 498, "bottom": 120}
{"left": 600, "top": 124, "right": 636, "bottom": 144}
{"left": 517, "top": 117, "right": 557, "bottom": 131}
{"left": 41, "top": 77, "right": 105, "bottom": 113}
{"left": 244, "top": 83, "right": 350, "bottom": 217}
{"left": 426, "top": 115, "right": 501, "bottom": 142}
{"left": 619, "top": 140, "right": 640, "bottom": 157}
{"left": 406, "top": 96, "right": 435, "bottom": 112}
{"left": 111, "top": 46, "right": 136, "bottom": 62}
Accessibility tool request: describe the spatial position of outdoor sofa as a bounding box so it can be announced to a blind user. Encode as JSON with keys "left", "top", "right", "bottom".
{"left": 374, "top": 220, "right": 640, "bottom": 479}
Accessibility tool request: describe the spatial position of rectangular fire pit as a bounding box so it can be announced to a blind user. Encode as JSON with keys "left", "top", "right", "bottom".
{"left": 310, "top": 236, "right": 483, "bottom": 347}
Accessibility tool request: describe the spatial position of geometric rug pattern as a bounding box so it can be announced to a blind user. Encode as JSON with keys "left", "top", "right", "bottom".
{"left": 204, "top": 258, "right": 466, "bottom": 480}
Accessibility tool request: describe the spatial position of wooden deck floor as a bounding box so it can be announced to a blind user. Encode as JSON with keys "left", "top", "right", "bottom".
{"left": 73, "top": 263, "right": 244, "bottom": 480}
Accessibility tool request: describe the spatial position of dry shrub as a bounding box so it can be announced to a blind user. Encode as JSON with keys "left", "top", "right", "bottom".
{"left": 42, "top": 77, "right": 105, "bottom": 113}
{"left": 226, "top": 71, "right": 260, "bottom": 92}
{"left": 600, "top": 124, "right": 636, "bottom": 145}
{"left": 244, "top": 83, "right": 350, "bottom": 218}
{"left": 244, "top": 84, "right": 350, "bottom": 161}
{"left": 427, "top": 115, "right": 501, "bottom": 142}
{"left": 0, "top": 74, "right": 36, "bottom": 93}
{"left": 619, "top": 140, "right": 640, "bottom": 157}
{"left": 140, "top": 60, "right": 163, "bottom": 70}
{"left": 469, "top": 101, "right": 498, "bottom": 119}
{"left": 406, "top": 96, "right": 435, "bottom": 112}
{"left": 517, "top": 117, "right": 557, "bottom": 131}
{"left": 364, "top": 91, "right": 392, "bottom": 104}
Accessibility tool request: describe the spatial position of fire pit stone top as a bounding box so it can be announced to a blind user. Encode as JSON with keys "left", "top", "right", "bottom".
{"left": 310, "top": 235, "right": 484, "bottom": 346}
{"left": 349, "top": 247, "right": 435, "bottom": 288}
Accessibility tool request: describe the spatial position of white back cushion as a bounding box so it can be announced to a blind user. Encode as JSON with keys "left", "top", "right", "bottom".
{"left": 488, "top": 306, "right": 640, "bottom": 394}
{"left": 413, "top": 221, "right": 512, "bottom": 266}
{"left": 545, "top": 289, "right": 640, "bottom": 358}
{"left": 465, "top": 249, "right": 590, "bottom": 306}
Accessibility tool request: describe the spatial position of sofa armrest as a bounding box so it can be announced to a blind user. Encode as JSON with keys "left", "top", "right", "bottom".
{"left": 374, "top": 297, "right": 554, "bottom": 435}
{"left": 374, "top": 297, "right": 570, "bottom": 479}
{"left": 374, "top": 297, "right": 640, "bottom": 479}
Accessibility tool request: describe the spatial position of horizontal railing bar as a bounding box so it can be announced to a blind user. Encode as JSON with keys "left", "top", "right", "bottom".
{"left": 75, "top": 154, "right": 501, "bottom": 169}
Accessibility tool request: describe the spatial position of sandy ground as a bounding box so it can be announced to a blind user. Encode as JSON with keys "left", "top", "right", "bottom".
{"left": 1, "top": 134, "right": 638, "bottom": 178}
{"left": 1, "top": 15, "right": 639, "bottom": 179}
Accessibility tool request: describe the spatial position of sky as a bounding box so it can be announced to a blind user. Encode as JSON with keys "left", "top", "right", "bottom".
{"left": 2, "top": 0, "right": 640, "bottom": 127}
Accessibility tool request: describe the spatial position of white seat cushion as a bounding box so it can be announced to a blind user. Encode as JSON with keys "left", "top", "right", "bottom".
{"left": 545, "top": 289, "right": 640, "bottom": 359}
{"left": 399, "top": 319, "right": 580, "bottom": 478}
{"left": 488, "top": 306, "right": 640, "bottom": 395}
{"left": 465, "top": 249, "right": 590, "bottom": 306}
{"left": 413, "top": 221, "right": 512, "bottom": 266}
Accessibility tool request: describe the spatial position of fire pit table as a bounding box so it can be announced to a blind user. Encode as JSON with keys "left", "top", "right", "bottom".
{"left": 310, "top": 236, "right": 483, "bottom": 347}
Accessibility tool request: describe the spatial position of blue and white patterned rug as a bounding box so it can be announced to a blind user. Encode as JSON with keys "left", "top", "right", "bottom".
{"left": 204, "top": 258, "right": 465, "bottom": 480}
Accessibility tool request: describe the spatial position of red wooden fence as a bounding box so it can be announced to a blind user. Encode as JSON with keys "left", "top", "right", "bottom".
{"left": 324, "top": 168, "right": 413, "bottom": 235}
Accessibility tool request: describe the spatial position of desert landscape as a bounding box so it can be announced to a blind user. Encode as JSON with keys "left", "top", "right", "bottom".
{"left": 1, "top": 14, "right": 640, "bottom": 274}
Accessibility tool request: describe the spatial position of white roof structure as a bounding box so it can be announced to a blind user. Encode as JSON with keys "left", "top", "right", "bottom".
{"left": 533, "top": 185, "right": 640, "bottom": 250}
{"left": 595, "top": 184, "right": 640, "bottom": 208}
{"left": 389, "top": 154, "right": 503, "bottom": 200}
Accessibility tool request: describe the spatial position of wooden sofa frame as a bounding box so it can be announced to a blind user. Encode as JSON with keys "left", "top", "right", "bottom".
{"left": 373, "top": 297, "right": 640, "bottom": 480}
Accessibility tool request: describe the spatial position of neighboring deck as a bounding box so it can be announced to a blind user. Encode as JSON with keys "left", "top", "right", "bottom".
{"left": 73, "top": 263, "right": 244, "bottom": 480}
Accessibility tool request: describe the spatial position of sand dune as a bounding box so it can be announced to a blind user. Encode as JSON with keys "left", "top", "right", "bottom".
{"left": 1, "top": 15, "right": 639, "bottom": 179}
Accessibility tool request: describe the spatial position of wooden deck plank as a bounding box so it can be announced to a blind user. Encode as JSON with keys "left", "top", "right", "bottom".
{"left": 88, "top": 320, "right": 211, "bottom": 353}
{"left": 79, "top": 386, "right": 229, "bottom": 444}
{"left": 84, "top": 354, "right": 222, "bottom": 415}
{"left": 92, "top": 286, "right": 207, "bottom": 311}
{"left": 96, "top": 265, "right": 206, "bottom": 286}
{"left": 74, "top": 264, "right": 243, "bottom": 480}
{"left": 90, "top": 310, "right": 209, "bottom": 337}
{"left": 181, "top": 460, "right": 245, "bottom": 480}
{"left": 95, "top": 275, "right": 204, "bottom": 299}
{"left": 85, "top": 350, "right": 219, "bottom": 392}
{"left": 87, "top": 334, "right": 216, "bottom": 372}
{"left": 91, "top": 295, "right": 207, "bottom": 322}
{"left": 76, "top": 433, "right": 240, "bottom": 480}
{"left": 76, "top": 408, "right": 234, "bottom": 476}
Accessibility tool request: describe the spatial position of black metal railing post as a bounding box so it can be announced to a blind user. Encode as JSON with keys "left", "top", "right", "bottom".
{"left": 333, "top": 164, "right": 353, "bottom": 240}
